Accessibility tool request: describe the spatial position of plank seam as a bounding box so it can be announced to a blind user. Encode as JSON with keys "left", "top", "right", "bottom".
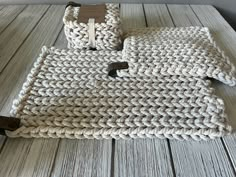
{"left": 110, "top": 139, "right": 115, "bottom": 177}
{"left": 0, "top": 5, "right": 27, "bottom": 35}
{"left": 221, "top": 138, "right": 236, "bottom": 175}
{"left": 0, "top": 5, "right": 51, "bottom": 74}
{"left": 166, "top": 4, "right": 176, "bottom": 27}
{"left": 167, "top": 140, "right": 177, "bottom": 177}
{"left": 189, "top": 5, "right": 204, "bottom": 26}
{"left": 142, "top": 4, "right": 148, "bottom": 27}
{"left": 48, "top": 139, "right": 61, "bottom": 177}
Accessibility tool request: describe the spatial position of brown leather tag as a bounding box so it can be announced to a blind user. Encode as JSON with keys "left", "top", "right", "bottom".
{"left": 0, "top": 116, "right": 21, "bottom": 135}
{"left": 78, "top": 4, "right": 106, "bottom": 23}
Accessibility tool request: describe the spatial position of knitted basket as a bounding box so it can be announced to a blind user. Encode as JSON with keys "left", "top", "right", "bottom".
{"left": 63, "top": 3, "right": 122, "bottom": 50}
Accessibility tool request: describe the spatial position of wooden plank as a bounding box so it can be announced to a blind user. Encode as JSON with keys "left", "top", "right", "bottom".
{"left": 0, "top": 5, "right": 49, "bottom": 73}
{"left": 0, "top": 5, "right": 64, "bottom": 115}
{"left": 168, "top": 4, "right": 202, "bottom": 26}
{"left": 0, "top": 5, "right": 26, "bottom": 34}
{"left": 0, "top": 5, "right": 65, "bottom": 177}
{"left": 114, "top": 4, "right": 174, "bottom": 177}
{"left": 191, "top": 4, "right": 236, "bottom": 171}
{"left": 115, "top": 139, "right": 174, "bottom": 177}
{"left": 144, "top": 4, "right": 174, "bottom": 27}
{"left": 167, "top": 4, "right": 236, "bottom": 177}
{"left": 0, "top": 138, "right": 59, "bottom": 177}
{"left": 120, "top": 4, "right": 146, "bottom": 32}
{"left": 0, "top": 139, "right": 34, "bottom": 176}
{"left": 170, "top": 140, "right": 235, "bottom": 177}
{"left": 51, "top": 139, "right": 111, "bottom": 177}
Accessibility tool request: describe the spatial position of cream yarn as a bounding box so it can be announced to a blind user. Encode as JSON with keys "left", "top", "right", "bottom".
{"left": 63, "top": 4, "right": 122, "bottom": 50}
{"left": 8, "top": 46, "right": 231, "bottom": 140}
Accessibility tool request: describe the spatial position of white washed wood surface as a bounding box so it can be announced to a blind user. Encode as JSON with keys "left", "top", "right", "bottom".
{"left": 114, "top": 4, "right": 174, "bottom": 177}
{"left": 51, "top": 139, "right": 112, "bottom": 177}
{"left": 167, "top": 4, "right": 235, "bottom": 177}
{"left": 0, "top": 5, "right": 49, "bottom": 72}
{"left": 115, "top": 139, "right": 174, "bottom": 177}
{"left": 0, "top": 5, "right": 26, "bottom": 34}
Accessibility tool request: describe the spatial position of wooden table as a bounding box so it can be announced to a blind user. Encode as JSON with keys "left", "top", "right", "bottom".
{"left": 0, "top": 4, "right": 236, "bottom": 177}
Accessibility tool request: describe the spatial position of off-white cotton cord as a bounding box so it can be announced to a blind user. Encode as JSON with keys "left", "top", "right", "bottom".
{"left": 7, "top": 46, "right": 232, "bottom": 140}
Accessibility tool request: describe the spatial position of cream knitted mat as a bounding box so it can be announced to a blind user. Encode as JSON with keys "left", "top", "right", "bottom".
{"left": 8, "top": 45, "right": 232, "bottom": 140}
{"left": 123, "top": 27, "right": 236, "bottom": 86}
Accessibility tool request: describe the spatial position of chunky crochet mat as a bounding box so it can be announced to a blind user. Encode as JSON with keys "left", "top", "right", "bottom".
{"left": 123, "top": 27, "right": 236, "bottom": 86}
{"left": 7, "top": 46, "right": 231, "bottom": 140}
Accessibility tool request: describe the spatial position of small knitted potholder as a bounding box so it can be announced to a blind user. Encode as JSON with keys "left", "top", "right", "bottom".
{"left": 7, "top": 46, "right": 231, "bottom": 140}
{"left": 123, "top": 27, "right": 236, "bottom": 86}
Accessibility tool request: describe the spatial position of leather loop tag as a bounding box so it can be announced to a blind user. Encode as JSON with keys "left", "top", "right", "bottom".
{"left": 78, "top": 4, "right": 106, "bottom": 23}
{"left": 0, "top": 116, "right": 20, "bottom": 135}
{"left": 108, "top": 62, "right": 129, "bottom": 78}
{"left": 65, "top": 1, "right": 81, "bottom": 9}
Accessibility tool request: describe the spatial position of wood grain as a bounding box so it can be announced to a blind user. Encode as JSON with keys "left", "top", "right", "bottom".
{"left": 0, "top": 138, "right": 59, "bottom": 177}
{"left": 167, "top": 4, "right": 235, "bottom": 177}
{"left": 115, "top": 139, "right": 174, "bottom": 177}
{"left": 114, "top": 4, "right": 174, "bottom": 177}
{"left": 51, "top": 139, "right": 112, "bottom": 177}
{"left": 170, "top": 140, "right": 235, "bottom": 177}
{"left": 0, "top": 5, "right": 64, "bottom": 116}
{"left": 0, "top": 5, "right": 26, "bottom": 34}
{"left": 0, "top": 5, "right": 49, "bottom": 72}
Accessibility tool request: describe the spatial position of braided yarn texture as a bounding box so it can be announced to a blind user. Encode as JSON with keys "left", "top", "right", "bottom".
{"left": 122, "top": 27, "right": 236, "bottom": 86}
{"left": 8, "top": 46, "right": 231, "bottom": 140}
{"left": 63, "top": 4, "right": 122, "bottom": 50}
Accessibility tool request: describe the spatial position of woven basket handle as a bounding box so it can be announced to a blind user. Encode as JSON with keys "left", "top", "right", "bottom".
{"left": 65, "top": 1, "right": 81, "bottom": 9}
{"left": 108, "top": 62, "right": 129, "bottom": 78}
